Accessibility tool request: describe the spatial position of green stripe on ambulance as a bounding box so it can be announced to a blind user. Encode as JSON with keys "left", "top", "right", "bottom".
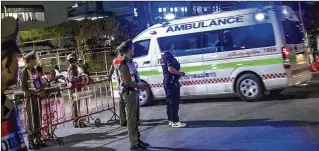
{"left": 138, "top": 57, "right": 283, "bottom": 76}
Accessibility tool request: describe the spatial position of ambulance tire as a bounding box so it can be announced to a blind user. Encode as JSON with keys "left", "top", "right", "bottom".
{"left": 236, "top": 73, "right": 264, "bottom": 102}
{"left": 139, "top": 81, "right": 152, "bottom": 107}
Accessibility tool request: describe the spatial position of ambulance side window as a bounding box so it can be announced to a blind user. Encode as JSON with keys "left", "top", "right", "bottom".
{"left": 223, "top": 23, "right": 276, "bottom": 51}
{"left": 133, "top": 40, "right": 150, "bottom": 58}
{"left": 201, "top": 31, "right": 221, "bottom": 53}
{"left": 158, "top": 33, "right": 202, "bottom": 57}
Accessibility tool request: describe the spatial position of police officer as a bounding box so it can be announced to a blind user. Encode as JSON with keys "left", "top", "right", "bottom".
{"left": 1, "top": 16, "right": 28, "bottom": 151}
{"left": 20, "top": 50, "right": 47, "bottom": 149}
{"left": 117, "top": 39, "right": 149, "bottom": 150}
{"left": 107, "top": 50, "right": 127, "bottom": 127}
{"left": 66, "top": 54, "right": 86, "bottom": 128}
{"left": 107, "top": 48, "right": 143, "bottom": 127}
{"left": 161, "top": 41, "right": 186, "bottom": 128}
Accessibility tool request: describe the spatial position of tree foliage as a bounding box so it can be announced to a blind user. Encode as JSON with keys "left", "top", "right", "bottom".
{"left": 305, "top": 2, "right": 319, "bottom": 52}
{"left": 19, "top": 17, "right": 122, "bottom": 43}
{"left": 18, "top": 17, "right": 129, "bottom": 74}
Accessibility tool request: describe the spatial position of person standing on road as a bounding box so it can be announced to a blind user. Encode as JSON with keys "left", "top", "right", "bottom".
{"left": 1, "top": 16, "right": 28, "bottom": 151}
{"left": 107, "top": 47, "right": 143, "bottom": 127}
{"left": 66, "top": 54, "right": 85, "bottom": 128}
{"left": 117, "top": 39, "right": 149, "bottom": 150}
{"left": 20, "top": 51, "right": 48, "bottom": 150}
{"left": 161, "top": 41, "right": 186, "bottom": 128}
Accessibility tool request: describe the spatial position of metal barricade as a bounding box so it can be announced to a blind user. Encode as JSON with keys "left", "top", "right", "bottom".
{"left": 7, "top": 80, "right": 119, "bottom": 146}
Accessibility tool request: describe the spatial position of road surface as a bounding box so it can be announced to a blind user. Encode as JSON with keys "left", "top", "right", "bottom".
{"left": 34, "top": 76, "right": 319, "bottom": 151}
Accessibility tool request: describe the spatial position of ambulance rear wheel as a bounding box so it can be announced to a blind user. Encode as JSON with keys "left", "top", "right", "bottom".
{"left": 139, "top": 81, "right": 152, "bottom": 107}
{"left": 236, "top": 73, "right": 264, "bottom": 102}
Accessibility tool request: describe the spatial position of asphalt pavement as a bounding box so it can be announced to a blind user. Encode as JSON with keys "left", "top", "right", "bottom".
{"left": 33, "top": 75, "right": 319, "bottom": 151}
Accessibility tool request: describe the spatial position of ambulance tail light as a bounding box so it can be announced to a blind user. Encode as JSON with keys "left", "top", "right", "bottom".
{"left": 282, "top": 47, "right": 291, "bottom": 68}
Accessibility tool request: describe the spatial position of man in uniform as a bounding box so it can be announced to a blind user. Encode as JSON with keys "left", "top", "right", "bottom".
{"left": 117, "top": 39, "right": 149, "bottom": 150}
{"left": 66, "top": 54, "right": 85, "bottom": 128}
{"left": 107, "top": 47, "right": 144, "bottom": 127}
{"left": 1, "top": 16, "right": 28, "bottom": 151}
{"left": 161, "top": 41, "right": 186, "bottom": 128}
{"left": 20, "top": 50, "right": 47, "bottom": 149}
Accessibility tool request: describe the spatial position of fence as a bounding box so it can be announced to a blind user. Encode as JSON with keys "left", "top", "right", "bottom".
{"left": 6, "top": 80, "right": 118, "bottom": 145}
{"left": 37, "top": 49, "right": 76, "bottom": 72}
{"left": 83, "top": 51, "right": 113, "bottom": 75}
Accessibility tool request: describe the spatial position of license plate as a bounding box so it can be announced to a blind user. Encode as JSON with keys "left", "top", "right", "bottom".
{"left": 296, "top": 54, "right": 306, "bottom": 64}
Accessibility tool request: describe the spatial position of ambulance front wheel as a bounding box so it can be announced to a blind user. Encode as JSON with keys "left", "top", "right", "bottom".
{"left": 139, "top": 81, "right": 152, "bottom": 107}
{"left": 235, "top": 73, "right": 264, "bottom": 102}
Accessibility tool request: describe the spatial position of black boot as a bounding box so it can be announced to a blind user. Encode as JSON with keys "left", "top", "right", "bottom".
{"left": 139, "top": 140, "right": 150, "bottom": 147}
{"left": 35, "top": 139, "right": 48, "bottom": 148}
{"left": 130, "top": 143, "right": 146, "bottom": 150}
{"left": 120, "top": 122, "right": 127, "bottom": 127}
{"left": 29, "top": 140, "right": 40, "bottom": 150}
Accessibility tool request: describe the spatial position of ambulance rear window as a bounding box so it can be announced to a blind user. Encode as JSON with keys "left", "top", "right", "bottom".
{"left": 282, "top": 20, "right": 305, "bottom": 44}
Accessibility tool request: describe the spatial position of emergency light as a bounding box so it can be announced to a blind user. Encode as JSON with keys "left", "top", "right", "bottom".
{"left": 165, "top": 14, "right": 175, "bottom": 20}
{"left": 255, "top": 13, "right": 265, "bottom": 21}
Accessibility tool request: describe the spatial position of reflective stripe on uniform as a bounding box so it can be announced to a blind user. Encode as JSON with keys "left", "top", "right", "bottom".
{"left": 26, "top": 69, "right": 39, "bottom": 89}
{"left": 113, "top": 57, "right": 124, "bottom": 92}
{"left": 114, "top": 57, "right": 138, "bottom": 92}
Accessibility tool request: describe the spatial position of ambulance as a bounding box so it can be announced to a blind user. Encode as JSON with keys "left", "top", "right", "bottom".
{"left": 112, "top": 5, "right": 312, "bottom": 106}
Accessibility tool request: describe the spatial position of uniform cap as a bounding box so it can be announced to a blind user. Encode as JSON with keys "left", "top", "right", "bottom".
{"left": 67, "top": 54, "right": 76, "bottom": 61}
{"left": 1, "top": 17, "right": 20, "bottom": 59}
{"left": 118, "top": 39, "right": 133, "bottom": 53}
{"left": 24, "top": 51, "right": 37, "bottom": 60}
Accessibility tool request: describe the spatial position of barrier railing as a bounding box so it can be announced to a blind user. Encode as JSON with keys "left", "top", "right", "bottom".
{"left": 7, "top": 80, "right": 119, "bottom": 145}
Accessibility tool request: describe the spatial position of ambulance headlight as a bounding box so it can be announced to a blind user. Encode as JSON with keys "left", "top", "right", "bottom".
{"left": 255, "top": 13, "right": 265, "bottom": 21}
{"left": 165, "top": 14, "right": 175, "bottom": 20}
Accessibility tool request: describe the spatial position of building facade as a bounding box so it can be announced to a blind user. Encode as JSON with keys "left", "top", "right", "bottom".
{"left": 1, "top": 1, "right": 75, "bottom": 30}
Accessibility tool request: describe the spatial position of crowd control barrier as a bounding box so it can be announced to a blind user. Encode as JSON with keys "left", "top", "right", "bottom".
{"left": 6, "top": 80, "right": 119, "bottom": 146}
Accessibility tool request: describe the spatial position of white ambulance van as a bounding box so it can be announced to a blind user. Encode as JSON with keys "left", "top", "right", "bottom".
{"left": 112, "top": 5, "right": 312, "bottom": 106}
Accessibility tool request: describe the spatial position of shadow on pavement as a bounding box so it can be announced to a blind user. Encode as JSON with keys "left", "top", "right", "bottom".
{"left": 140, "top": 118, "right": 319, "bottom": 128}
{"left": 53, "top": 132, "right": 118, "bottom": 145}
{"left": 141, "top": 118, "right": 167, "bottom": 123}
{"left": 148, "top": 146, "right": 256, "bottom": 151}
{"left": 42, "top": 119, "right": 167, "bottom": 150}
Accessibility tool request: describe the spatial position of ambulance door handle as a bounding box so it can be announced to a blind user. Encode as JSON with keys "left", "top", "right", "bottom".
{"left": 143, "top": 61, "right": 150, "bottom": 65}
{"left": 133, "top": 62, "right": 138, "bottom": 68}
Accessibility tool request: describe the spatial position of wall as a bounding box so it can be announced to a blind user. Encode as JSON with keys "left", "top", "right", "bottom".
{"left": 2, "top": 1, "right": 74, "bottom": 30}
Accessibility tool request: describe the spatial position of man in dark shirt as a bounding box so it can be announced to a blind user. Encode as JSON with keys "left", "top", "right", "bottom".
{"left": 161, "top": 41, "right": 186, "bottom": 128}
